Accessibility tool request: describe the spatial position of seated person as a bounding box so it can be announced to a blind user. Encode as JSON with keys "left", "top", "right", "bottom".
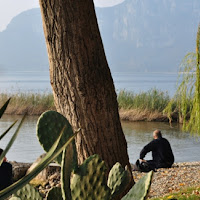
{"left": 135, "top": 130, "right": 174, "bottom": 172}
{"left": 0, "top": 148, "right": 13, "bottom": 190}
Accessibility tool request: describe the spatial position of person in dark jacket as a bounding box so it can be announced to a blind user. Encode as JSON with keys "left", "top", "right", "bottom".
{"left": 0, "top": 148, "right": 13, "bottom": 191}
{"left": 136, "top": 130, "right": 174, "bottom": 172}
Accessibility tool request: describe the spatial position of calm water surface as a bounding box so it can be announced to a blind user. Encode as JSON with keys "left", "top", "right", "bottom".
{"left": 0, "top": 71, "right": 178, "bottom": 96}
{"left": 0, "top": 115, "right": 199, "bottom": 163}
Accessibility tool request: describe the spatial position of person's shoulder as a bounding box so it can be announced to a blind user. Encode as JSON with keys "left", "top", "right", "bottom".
{"left": 161, "top": 137, "right": 171, "bottom": 144}
{"left": 2, "top": 162, "right": 12, "bottom": 168}
{"left": 162, "top": 137, "right": 169, "bottom": 141}
{"left": 149, "top": 139, "right": 157, "bottom": 145}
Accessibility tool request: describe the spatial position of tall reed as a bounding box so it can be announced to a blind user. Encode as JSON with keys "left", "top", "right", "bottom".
{"left": 118, "top": 89, "right": 170, "bottom": 112}
{"left": 0, "top": 92, "right": 55, "bottom": 115}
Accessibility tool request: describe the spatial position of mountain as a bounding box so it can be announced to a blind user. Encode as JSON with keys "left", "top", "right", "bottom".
{"left": 0, "top": 0, "right": 200, "bottom": 72}
{"left": 0, "top": 9, "right": 48, "bottom": 71}
{"left": 96, "top": 0, "right": 200, "bottom": 72}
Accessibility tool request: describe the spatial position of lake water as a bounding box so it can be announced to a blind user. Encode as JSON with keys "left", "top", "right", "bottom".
{"left": 0, "top": 115, "right": 199, "bottom": 164}
{"left": 1, "top": 71, "right": 199, "bottom": 164}
{"left": 0, "top": 71, "right": 179, "bottom": 96}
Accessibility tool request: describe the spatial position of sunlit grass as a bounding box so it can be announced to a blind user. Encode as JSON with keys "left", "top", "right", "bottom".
{"left": 118, "top": 89, "right": 170, "bottom": 112}
{"left": 0, "top": 89, "right": 184, "bottom": 120}
{"left": 0, "top": 92, "right": 55, "bottom": 115}
{"left": 149, "top": 186, "right": 200, "bottom": 200}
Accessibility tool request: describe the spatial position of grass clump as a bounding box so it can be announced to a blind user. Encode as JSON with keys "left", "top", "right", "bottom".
{"left": 149, "top": 186, "right": 200, "bottom": 200}
{"left": 0, "top": 92, "right": 55, "bottom": 115}
{"left": 118, "top": 89, "right": 170, "bottom": 112}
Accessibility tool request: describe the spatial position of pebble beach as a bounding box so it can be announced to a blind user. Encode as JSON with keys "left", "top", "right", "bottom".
{"left": 132, "top": 161, "right": 200, "bottom": 198}
{"left": 11, "top": 161, "right": 200, "bottom": 199}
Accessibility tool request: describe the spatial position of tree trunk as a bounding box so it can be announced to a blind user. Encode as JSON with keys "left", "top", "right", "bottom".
{"left": 39, "top": 0, "right": 132, "bottom": 176}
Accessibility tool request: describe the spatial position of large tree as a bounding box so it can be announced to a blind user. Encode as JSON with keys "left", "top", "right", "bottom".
{"left": 39, "top": 0, "right": 132, "bottom": 175}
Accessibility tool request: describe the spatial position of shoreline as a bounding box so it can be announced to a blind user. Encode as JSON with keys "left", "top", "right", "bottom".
{"left": 134, "top": 161, "right": 200, "bottom": 198}
{"left": 0, "top": 89, "right": 180, "bottom": 122}
{"left": 11, "top": 161, "right": 200, "bottom": 198}
{"left": 3, "top": 109, "right": 177, "bottom": 123}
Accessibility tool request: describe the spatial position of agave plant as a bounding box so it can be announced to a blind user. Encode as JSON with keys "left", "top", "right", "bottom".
{"left": 0, "top": 98, "right": 24, "bottom": 166}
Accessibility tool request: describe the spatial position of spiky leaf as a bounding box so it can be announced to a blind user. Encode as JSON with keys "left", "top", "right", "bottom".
{"left": 0, "top": 98, "right": 11, "bottom": 119}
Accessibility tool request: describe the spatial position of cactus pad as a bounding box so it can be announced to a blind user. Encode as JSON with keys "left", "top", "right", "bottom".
{"left": 46, "top": 187, "right": 62, "bottom": 200}
{"left": 9, "top": 197, "right": 21, "bottom": 200}
{"left": 107, "top": 162, "right": 132, "bottom": 199}
{"left": 12, "top": 184, "right": 42, "bottom": 200}
{"left": 70, "top": 154, "right": 111, "bottom": 200}
{"left": 37, "top": 110, "right": 76, "bottom": 164}
{"left": 122, "top": 170, "right": 153, "bottom": 200}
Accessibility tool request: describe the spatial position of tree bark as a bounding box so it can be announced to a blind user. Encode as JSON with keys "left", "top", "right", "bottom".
{"left": 39, "top": 0, "right": 132, "bottom": 177}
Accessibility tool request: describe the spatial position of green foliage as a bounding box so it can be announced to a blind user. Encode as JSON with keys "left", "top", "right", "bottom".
{"left": 71, "top": 154, "right": 111, "bottom": 200}
{"left": 61, "top": 148, "right": 72, "bottom": 200}
{"left": 9, "top": 197, "right": 21, "bottom": 200}
{"left": 46, "top": 154, "right": 153, "bottom": 200}
{"left": 0, "top": 92, "right": 55, "bottom": 115}
{"left": 0, "top": 115, "right": 26, "bottom": 166}
{"left": 46, "top": 187, "right": 62, "bottom": 200}
{"left": 164, "top": 25, "right": 200, "bottom": 135}
{"left": 0, "top": 120, "right": 17, "bottom": 141}
{"left": 0, "top": 98, "right": 25, "bottom": 167}
{"left": 1, "top": 109, "right": 153, "bottom": 200}
{"left": 0, "top": 126, "right": 75, "bottom": 200}
{"left": 107, "top": 162, "right": 132, "bottom": 199}
{"left": 11, "top": 184, "right": 42, "bottom": 200}
{"left": 118, "top": 89, "right": 170, "bottom": 112}
{"left": 0, "top": 98, "right": 17, "bottom": 142}
{"left": 0, "top": 98, "right": 11, "bottom": 118}
{"left": 37, "top": 110, "right": 77, "bottom": 165}
{"left": 122, "top": 171, "right": 153, "bottom": 200}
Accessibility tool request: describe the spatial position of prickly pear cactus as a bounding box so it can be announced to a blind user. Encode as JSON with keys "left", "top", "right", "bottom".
{"left": 37, "top": 110, "right": 77, "bottom": 165}
{"left": 11, "top": 184, "right": 42, "bottom": 200}
{"left": 107, "top": 162, "right": 132, "bottom": 199}
{"left": 9, "top": 197, "right": 21, "bottom": 200}
{"left": 70, "top": 154, "right": 111, "bottom": 200}
{"left": 46, "top": 187, "right": 62, "bottom": 200}
{"left": 122, "top": 170, "right": 153, "bottom": 200}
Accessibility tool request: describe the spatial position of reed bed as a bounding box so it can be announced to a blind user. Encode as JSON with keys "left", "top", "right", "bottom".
{"left": 0, "top": 92, "right": 55, "bottom": 115}
{"left": 0, "top": 89, "right": 177, "bottom": 122}
{"left": 117, "top": 89, "right": 170, "bottom": 112}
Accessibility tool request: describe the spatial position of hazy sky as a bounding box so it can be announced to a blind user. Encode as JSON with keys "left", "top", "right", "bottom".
{"left": 0, "top": 0, "right": 125, "bottom": 31}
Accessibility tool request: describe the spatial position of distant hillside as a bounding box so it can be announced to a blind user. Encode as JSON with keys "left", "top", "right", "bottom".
{"left": 0, "top": 9, "right": 48, "bottom": 71}
{"left": 0, "top": 0, "right": 200, "bottom": 72}
{"left": 97, "top": 0, "right": 200, "bottom": 72}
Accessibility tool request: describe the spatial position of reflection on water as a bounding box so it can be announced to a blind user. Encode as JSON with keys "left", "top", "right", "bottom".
{"left": 0, "top": 115, "right": 199, "bottom": 163}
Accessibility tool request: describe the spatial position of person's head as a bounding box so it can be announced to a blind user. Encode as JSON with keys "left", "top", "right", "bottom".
{"left": 153, "top": 130, "right": 162, "bottom": 139}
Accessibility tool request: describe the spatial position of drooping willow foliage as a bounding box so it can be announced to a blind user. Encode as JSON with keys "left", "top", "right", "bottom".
{"left": 164, "top": 25, "right": 200, "bottom": 136}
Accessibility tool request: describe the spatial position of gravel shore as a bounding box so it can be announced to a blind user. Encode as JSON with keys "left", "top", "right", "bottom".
{"left": 11, "top": 161, "right": 200, "bottom": 198}
{"left": 132, "top": 161, "right": 200, "bottom": 198}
